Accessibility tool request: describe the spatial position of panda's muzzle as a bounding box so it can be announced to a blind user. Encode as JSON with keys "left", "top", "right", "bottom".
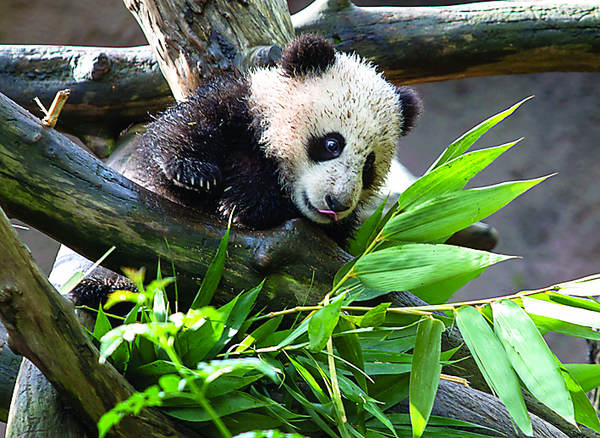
{"left": 325, "top": 194, "right": 351, "bottom": 213}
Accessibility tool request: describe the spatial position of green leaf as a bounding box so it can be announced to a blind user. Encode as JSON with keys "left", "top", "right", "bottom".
{"left": 152, "top": 288, "right": 168, "bottom": 322}
{"left": 164, "top": 391, "right": 269, "bottom": 422}
{"left": 348, "top": 195, "right": 388, "bottom": 256}
{"left": 359, "top": 303, "right": 391, "bottom": 328}
{"left": 553, "top": 274, "right": 600, "bottom": 296}
{"left": 397, "top": 141, "right": 518, "bottom": 212}
{"left": 235, "top": 315, "right": 283, "bottom": 353}
{"left": 191, "top": 227, "right": 230, "bottom": 309}
{"left": 206, "top": 282, "right": 263, "bottom": 358}
{"left": 354, "top": 244, "right": 515, "bottom": 293}
{"left": 410, "top": 267, "right": 486, "bottom": 305}
{"left": 564, "top": 364, "right": 600, "bottom": 393}
{"left": 561, "top": 367, "right": 600, "bottom": 433}
{"left": 308, "top": 293, "right": 346, "bottom": 352}
{"left": 523, "top": 296, "right": 600, "bottom": 329}
{"left": 98, "top": 385, "right": 162, "bottom": 438}
{"left": 491, "top": 300, "right": 575, "bottom": 425}
{"left": 384, "top": 178, "right": 548, "bottom": 243}
{"left": 427, "top": 97, "right": 532, "bottom": 172}
{"left": 93, "top": 304, "right": 112, "bottom": 340}
{"left": 455, "top": 306, "right": 532, "bottom": 436}
{"left": 58, "top": 271, "right": 85, "bottom": 295}
{"left": 333, "top": 318, "right": 367, "bottom": 390}
{"left": 409, "top": 317, "right": 444, "bottom": 438}
{"left": 530, "top": 314, "right": 600, "bottom": 341}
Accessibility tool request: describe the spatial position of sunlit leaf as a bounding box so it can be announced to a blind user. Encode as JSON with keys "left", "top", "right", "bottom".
{"left": 308, "top": 293, "right": 346, "bottom": 352}
{"left": 455, "top": 306, "right": 532, "bottom": 435}
{"left": 523, "top": 296, "right": 600, "bottom": 329}
{"left": 409, "top": 317, "right": 444, "bottom": 438}
{"left": 491, "top": 300, "right": 575, "bottom": 425}
{"left": 384, "top": 178, "right": 548, "bottom": 243}
{"left": 427, "top": 97, "right": 532, "bottom": 172}
{"left": 354, "top": 244, "right": 515, "bottom": 294}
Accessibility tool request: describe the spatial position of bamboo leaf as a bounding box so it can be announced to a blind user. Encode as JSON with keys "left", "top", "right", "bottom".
{"left": 308, "top": 294, "right": 345, "bottom": 352}
{"left": 348, "top": 195, "right": 388, "bottom": 256}
{"left": 384, "top": 178, "right": 548, "bottom": 243}
{"left": 491, "top": 300, "right": 575, "bottom": 425}
{"left": 523, "top": 296, "right": 600, "bottom": 329}
{"left": 354, "top": 244, "right": 515, "bottom": 293}
{"left": 530, "top": 314, "right": 600, "bottom": 341}
{"left": 561, "top": 367, "right": 600, "bottom": 433}
{"left": 455, "top": 306, "right": 532, "bottom": 436}
{"left": 564, "top": 364, "right": 600, "bottom": 393}
{"left": 427, "top": 97, "right": 532, "bottom": 172}
{"left": 397, "top": 141, "right": 518, "bottom": 211}
{"left": 410, "top": 267, "right": 486, "bottom": 305}
{"left": 409, "top": 317, "right": 444, "bottom": 438}
{"left": 191, "top": 227, "right": 230, "bottom": 309}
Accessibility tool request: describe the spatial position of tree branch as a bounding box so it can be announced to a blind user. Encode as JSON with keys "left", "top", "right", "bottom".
{"left": 0, "top": 45, "right": 172, "bottom": 136}
{"left": 294, "top": 0, "right": 600, "bottom": 84}
{"left": 1, "top": 1, "right": 598, "bottom": 130}
{"left": 0, "top": 206, "right": 199, "bottom": 437}
{"left": 0, "top": 90, "right": 346, "bottom": 309}
{"left": 122, "top": 0, "right": 294, "bottom": 100}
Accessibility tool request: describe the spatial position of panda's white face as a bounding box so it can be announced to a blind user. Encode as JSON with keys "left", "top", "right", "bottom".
{"left": 248, "top": 52, "right": 404, "bottom": 224}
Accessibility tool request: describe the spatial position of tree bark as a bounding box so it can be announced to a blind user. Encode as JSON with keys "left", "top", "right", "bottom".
{"left": 0, "top": 1, "right": 598, "bottom": 131}
{"left": 294, "top": 0, "right": 600, "bottom": 84}
{"left": 0, "top": 90, "right": 346, "bottom": 309}
{"left": 0, "top": 206, "right": 200, "bottom": 437}
{"left": 0, "top": 45, "right": 171, "bottom": 137}
{"left": 122, "top": 0, "right": 294, "bottom": 101}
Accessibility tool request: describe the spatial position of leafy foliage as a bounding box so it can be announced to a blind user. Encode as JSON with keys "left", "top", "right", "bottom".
{"left": 89, "top": 100, "right": 600, "bottom": 438}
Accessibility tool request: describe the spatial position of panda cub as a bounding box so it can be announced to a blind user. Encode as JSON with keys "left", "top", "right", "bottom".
{"left": 123, "top": 33, "right": 421, "bottom": 244}
{"left": 71, "top": 34, "right": 420, "bottom": 309}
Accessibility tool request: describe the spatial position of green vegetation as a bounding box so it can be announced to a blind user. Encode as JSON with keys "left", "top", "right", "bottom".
{"left": 83, "top": 99, "right": 600, "bottom": 438}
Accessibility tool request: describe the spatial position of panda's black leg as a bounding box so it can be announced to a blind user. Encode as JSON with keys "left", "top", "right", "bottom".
{"left": 217, "top": 156, "right": 298, "bottom": 229}
{"left": 69, "top": 275, "right": 137, "bottom": 316}
{"left": 163, "top": 155, "right": 223, "bottom": 194}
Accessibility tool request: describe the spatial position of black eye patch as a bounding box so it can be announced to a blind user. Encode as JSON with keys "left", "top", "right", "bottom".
{"left": 362, "top": 152, "right": 376, "bottom": 190}
{"left": 307, "top": 132, "right": 346, "bottom": 162}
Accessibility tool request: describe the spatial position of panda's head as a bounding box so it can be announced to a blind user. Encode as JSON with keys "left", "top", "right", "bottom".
{"left": 249, "top": 34, "right": 421, "bottom": 224}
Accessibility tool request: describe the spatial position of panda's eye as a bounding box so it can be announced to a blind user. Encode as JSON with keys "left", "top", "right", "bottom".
{"left": 308, "top": 132, "right": 346, "bottom": 162}
{"left": 325, "top": 138, "right": 341, "bottom": 155}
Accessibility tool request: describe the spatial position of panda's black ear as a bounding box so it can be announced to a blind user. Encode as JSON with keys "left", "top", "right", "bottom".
{"left": 280, "top": 34, "right": 335, "bottom": 78}
{"left": 396, "top": 86, "right": 423, "bottom": 136}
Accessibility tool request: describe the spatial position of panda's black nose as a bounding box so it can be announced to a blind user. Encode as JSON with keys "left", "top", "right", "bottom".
{"left": 325, "top": 194, "right": 351, "bottom": 212}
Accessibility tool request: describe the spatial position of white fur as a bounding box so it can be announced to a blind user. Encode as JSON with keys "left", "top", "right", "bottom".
{"left": 248, "top": 52, "right": 404, "bottom": 224}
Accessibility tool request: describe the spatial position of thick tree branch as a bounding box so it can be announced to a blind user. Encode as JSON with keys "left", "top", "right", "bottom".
{"left": 122, "top": 0, "right": 294, "bottom": 100}
{"left": 0, "top": 90, "right": 346, "bottom": 310}
{"left": 1, "top": 1, "right": 598, "bottom": 130}
{"left": 0, "top": 89, "right": 596, "bottom": 436}
{"left": 0, "top": 206, "right": 199, "bottom": 437}
{"left": 0, "top": 45, "right": 171, "bottom": 136}
{"left": 294, "top": 0, "right": 600, "bottom": 84}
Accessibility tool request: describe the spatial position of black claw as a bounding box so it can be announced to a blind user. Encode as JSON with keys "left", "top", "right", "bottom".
{"left": 164, "top": 157, "right": 222, "bottom": 193}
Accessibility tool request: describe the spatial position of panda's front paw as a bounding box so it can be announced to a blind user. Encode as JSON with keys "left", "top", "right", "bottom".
{"left": 163, "top": 157, "right": 222, "bottom": 193}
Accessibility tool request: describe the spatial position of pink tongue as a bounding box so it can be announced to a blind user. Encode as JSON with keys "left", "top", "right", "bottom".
{"left": 318, "top": 209, "right": 338, "bottom": 221}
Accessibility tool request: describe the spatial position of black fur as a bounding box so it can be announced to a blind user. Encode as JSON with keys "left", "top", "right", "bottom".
{"left": 280, "top": 34, "right": 336, "bottom": 78}
{"left": 396, "top": 86, "right": 423, "bottom": 135}
{"left": 128, "top": 76, "right": 298, "bottom": 230}
{"left": 71, "top": 35, "right": 421, "bottom": 310}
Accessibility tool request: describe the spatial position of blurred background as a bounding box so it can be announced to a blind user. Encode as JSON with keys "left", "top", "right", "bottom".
{"left": 3, "top": 0, "right": 597, "bottom": 376}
